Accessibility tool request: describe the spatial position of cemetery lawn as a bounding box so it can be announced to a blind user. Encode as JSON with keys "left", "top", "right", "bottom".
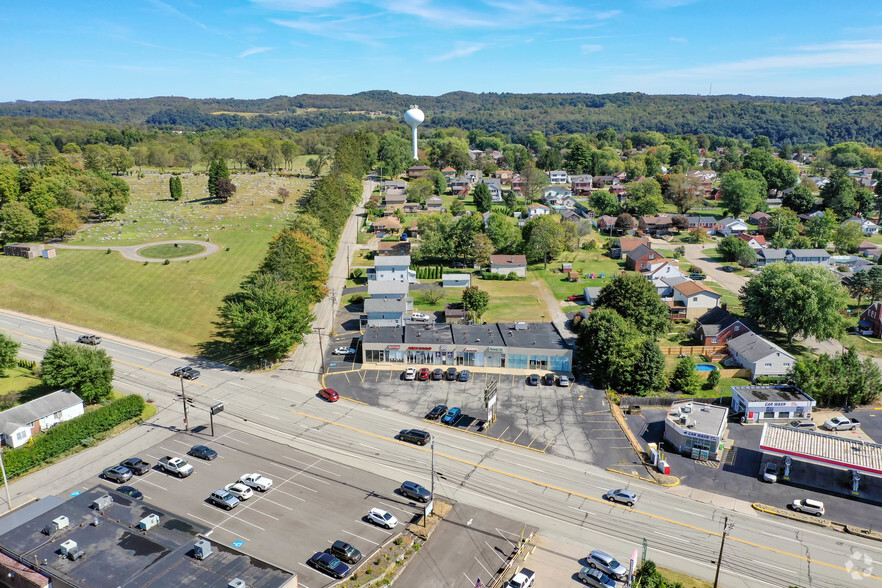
{"left": 0, "top": 171, "right": 311, "bottom": 354}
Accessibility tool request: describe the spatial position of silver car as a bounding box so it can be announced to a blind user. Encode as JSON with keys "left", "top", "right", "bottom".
{"left": 588, "top": 549, "right": 627, "bottom": 581}
{"left": 605, "top": 488, "right": 637, "bottom": 506}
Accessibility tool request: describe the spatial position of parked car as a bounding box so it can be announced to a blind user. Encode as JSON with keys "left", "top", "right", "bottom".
{"left": 418, "top": 368, "right": 430, "bottom": 381}
{"left": 77, "top": 335, "right": 101, "bottom": 345}
{"left": 427, "top": 405, "right": 448, "bottom": 420}
{"left": 689, "top": 273, "right": 707, "bottom": 280}
{"left": 578, "top": 566, "right": 616, "bottom": 588}
{"left": 587, "top": 549, "right": 627, "bottom": 581}
{"left": 319, "top": 388, "right": 340, "bottom": 402}
{"left": 446, "top": 367, "right": 458, "bottom": 380}
{"left": 309, "top": 552, "right": 351, "bottom": 579}
{"left": 208, "top": 489, "right": 240, "bottom": 510}
{"left": 557, "top": 375, "right": 571, "bottom": 387}
{"left": 605, "top": 489, "right": 637, "bottom": 506}
{"left": 398, "top": 429, "right": 431, "bottom": 446}
{"left": 367, "top": 507, "right": 398, "bottom": 529}
{"left": 239, "top": 473, "right": 273, "bottom": 491}
{"left": 542, "top": 373, "right": 555, "bottom": 386}
{"left": 119, "top": 457, "right": 150, "bottom": 475}
{"left": 458, "top": 369, "right": 471, "bottom": 382}
{"left": 527, "top": 374, "right": 539, "bottom": 386}
{"left": 720, "top": 265, "right": 734, "bottom": 272}
{"left": 791, "top": 498, "right": 825, "bottom": 516}
{"left": 411, "top": 312, "right": 432, "bottom": 322}
{"left": 400, "top": 481, "right": 432, "bottom": 502}
{"left": 824, "top": 416, "right": 860, "bottom": 431}
{"left": 172, "top": 366, "right": 200, "bottom": 380}
{"left": 102, "top": 466, "right": 133, "bottom": 483}
{"left": 224, "top": 482, "right": 254, "bottom": 501}
{"left": 333, "top": 347, "right": 356, "bottom": 355}
{"left": 567, "top": 294, "right": 586, "bottom": 302}
{"left": 328, "top": 540, "right": 362, "bottom": 564}
{"left": 453, "top": 262, "right": 466, "bottom": 269}
{"left": 116, "top": 486, "right": 143, "bottom": 500}
{"left": 188, "top": 445, "right": 217, "bottom": 461}
{"left": 404, "top": 367, "right": 417, "bottom": 380}
{"left": 762, "top": 462, "right": 778, "bottom": 483}
{"left": 432, "top": 368, "right": 444, "bottom": 381}
{"left": 441, "top": 407, "right": 462, "bottom": 425}
{"left": 786, "top": 419, "right": 816, "bottom": 430}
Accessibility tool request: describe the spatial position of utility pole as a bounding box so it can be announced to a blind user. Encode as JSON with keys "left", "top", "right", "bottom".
{"left": 53, "top": 326, "right": 59, "bottom": 343}
{"left": 713, "top": 516, "right": 734, "bottom": 588}
{"left": 0, "top": 448, "right": 11, "bottom": 511}
{"left": 315, "top": 327, "right": 326, "bottom": 374}
{"left": 180, "top": 377, "right": 189, "bottom": 432}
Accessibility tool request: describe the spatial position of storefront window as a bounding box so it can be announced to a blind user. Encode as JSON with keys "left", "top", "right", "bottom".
{"left": 507, "top": 354, "right": 528, "bottom": 369}
{"left": 549, "top": 356, "right": 570, "bottom": 371}
{"left": 529, "top": 356, "right": 548, "bottom": 370}
{"left": 763, "top": 410, "right": 775, "bottom": 419}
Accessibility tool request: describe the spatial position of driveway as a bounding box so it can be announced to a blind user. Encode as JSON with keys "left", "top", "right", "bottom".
{"left": 53, "top": 239, "right": 219, "bottom": 262}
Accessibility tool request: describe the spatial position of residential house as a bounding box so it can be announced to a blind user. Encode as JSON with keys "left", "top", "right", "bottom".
{"left": 643, "top": 259, "right": 683, "bottom": 282}
{"left": 547, "top": 169, "right": 569, "bottom": 184}
{"left": 593, "top": 175, "right": 618, "bottom": 187}
{"left": 654, "top": 275, "right": 691, "bottom": 298}
{"left": 468, "top": 149, "right": 484, "bottom": 161}
{"left": 735, "top": 233, "right": 767, "bottom": 250}
{"left": 403, "top": 203, "right": 422, "bottom": 215}
{"left": 376, "top": 241, "right": 411, "bottom": 256}
{"left": 670, "top": 281, "right": 722, "bottom": 319}
{"left": 372, "top": 255, "right": 416, "bottom": 283}
{"left": 510, "top": 174, "right": 525, "bottom": 195}
{"left": 694, "top": 307, "right": 755, "bottom": 346}
{"left": 382, "top": 180, "right": 406, "bottom": 192}
{"left": 0, "top": 389, "right": 84, "bottom": 448}
{"left": 440, "top": 166, "right": 457, "bottom": 180}
{"left": 527, "top": 203, "right": 551, "bottom": 217}
{"left": 727, "top": 332, "right": 795, "bottom": 380}
{"left": 860, "top": 302, "right": 882, "bottom": 338}
{"left": 543, "top": 186, "right": 574, "bottom": 206}
{"left": 844, "top": 216, "right": 881, "bottom": 236}
{"left": 494, "top": 169, "right": 514, "bottom": 183}
{"left": 449, "top": 177, "right": 470, "bottom": 195}
{"left": 639, "top": 216, "right": 673, "bottom": 235}
{"left": 372, "top": 216, "right": 402, "bottom": 238}
{"left": 715, "top": 217, "right": 749, "bottom": 237}
{"left": 489, "top": 254, "right": 527, "bottom": 278}
{"left": 560, "top": 210, "right": 583, "bottom": 223}
{"left": 615, "top": 236, "right": 651, "bottom": 259}
{"left": 757, "top": 248, "right": 788, "bottom": 266}
{"left": 426, "top": 196, "right": 444, "bottom": 212}
{"left": 383, "top": 191, "right": 407, "bottom": 207}
{"left": 583, "top": 287, "right": 603, "bottom": 305}
{"left": 596, "top": 215, "right": 618, "bottom": 234}
{"left": 570, "top": 174, "right": 593, "bottom": 195}
{"left": 686, "top": 216, "right": 717, "bottom": 230}
{"left": 408, "top": 221, "right": 420, "bottom": 238}
{"left": 626, "top": 244, "right": 665, "bottom": 271}
{"left": 464, "top": 169, "right": 483, "bottom": 185}
{"left": 442, "top": 274, "right": 471, "bottom": 288}
{"left": 858, "top": 241, "right": 881, "bottom": 258}
{"left": 786, "top": 249, "right": 831, "bottom": 266}
{"left": 482, "top": 178, "right": 504, "bottom": 202}
{"left": 364, "top": 297, "right": 411, "bottom": 327}
{"left": 748, "top": 211, "right": 772, "bottom": 234}
{"left": 407, "top": 165, "right": 430, "bottom": 179}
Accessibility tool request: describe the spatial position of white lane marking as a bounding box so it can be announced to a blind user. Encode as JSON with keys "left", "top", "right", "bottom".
{"left": 358, "top": 443, "right": 379, "bottom": 451}
{"left": 509, "top": 462, "right": 544, "bottom": 473}
{"left": 341, "top": 529, "right": 380, "bottom": 544}
{"left": 760, "top": 531, "right": 797, "bottom": 542}
{"left": 653, "top": 532, "right": 684, "bottom": 541}
{"left": 283, "top": 454, "right": 348, "bottom": 474}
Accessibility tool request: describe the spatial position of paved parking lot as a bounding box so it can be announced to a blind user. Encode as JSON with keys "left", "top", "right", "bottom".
{"left": 80, "top": 426, "right": 426, "bottom": 588}
{"left": 322, "top": 368, "right": 637, "bottom": 468}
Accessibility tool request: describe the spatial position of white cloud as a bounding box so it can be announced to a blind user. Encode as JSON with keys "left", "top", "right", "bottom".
{"left": 382, "top": 0, "right": 491, "bottom": 27}
{"left": 250, "top": 0, "right": 346, "bottom": 10}
{"left": 581, "top": 44, "right": 603, "bottom": 53}
{"left": 239, "top": 47, "right": 273, "bottom": 58}
{"left": 669, "top": 36, "right": 687, "bottom": 43}
{"left": 431, "top": 42, "right": 485, "bottom": 62}
{"left": 270, "top": 13, "right": 386, "bottom": 45}
{"left": 594, "top": 10, "right": 621, "bottom": 19}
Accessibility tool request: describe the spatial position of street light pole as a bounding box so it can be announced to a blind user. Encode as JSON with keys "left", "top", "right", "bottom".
{"left": 315, "top": 327, "right": 326, "bottom": 374}
{"left": 713, "top": 516, "right": 734, "bottom": 588}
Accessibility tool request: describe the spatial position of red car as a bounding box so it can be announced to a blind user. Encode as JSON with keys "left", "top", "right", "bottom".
{"left": 319, "top": 388, "right": 339, "bottom": 402}
{"left": 417, "top": 368, "right": 430, "bottom": 381}
{"left": 567, "top": 294, "right": 586, "bottom": 302}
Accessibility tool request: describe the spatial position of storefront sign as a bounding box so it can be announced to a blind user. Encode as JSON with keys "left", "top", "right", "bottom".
{"left": 387, "top": 345, "right": 400, "bottom": 350}
{"left": 489, "top": 347, "right": 504, "bottom": 352}
{"left": 464, "top": 349, "right": 478, "bottom": 353}
{"left": 760, "top": 401, "right": 800, "bottom": 407}
{"left": 408, "top": 346, "right": 433, "bottom": 350}
{"left": 681, "top": 429, "right": 720, "bottom": 442}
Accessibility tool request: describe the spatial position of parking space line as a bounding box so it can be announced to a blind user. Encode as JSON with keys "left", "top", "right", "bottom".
{"left": 484, "top": 543, "right": 507, "bottom": 564}
{"left": 344, "top": 372, "right": 351, "bottom": 383}
{"left": 243, "top": 507, "right": 280, "bottom": 521}
{"left": 356, "top": 520, "right": 394, "bottom": 535}
{"left": 280, "top": 456, "right": 344, "bottom": 476}
{"left": 495, "top": 426, "right": 509, "bottom": 438}
{"left": 495, "top": 528, "right": 518, "bottom": 548}
{"left": 202, "top": 506, "right": 266, "bottom": 531}
{"left": 257, "top": 496, "right": 297, "bottom": 510}
{"left": 269, "top": 488, "right": 306, "bottom": 502}
{"left": 378, "top": 500, "right": 414, "bottom": 515}
{"left": 541, "top": 438, "right": 554, "bottom": 452}
{"left": 511, "top": 430, "right": 524, "bottom": 444}
{"left": 134, "top": 478, "right": 168, "bottom": 491}
{"left": 476, "top": 554, "right": 495, "bottom": 575}
{"left": 526, "top": 434, "right": 539, "bottom": 448}
{"left": 281, "top": 479, "right": 319, "bottom": 493}
{"left": 341, "top": 529, "right": 380, "bottom": 544}
{"left": 185, "top": 512, "right": 251, "bottom": 541}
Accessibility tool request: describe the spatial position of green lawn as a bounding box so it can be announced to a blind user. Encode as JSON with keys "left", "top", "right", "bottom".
{"left": 138, "top": 243, "right": 205, "bottom": 259}
{"left": 407, "top": 279, "right": 547, "bottom": 322}
{"left": 0, "top": 367, "right": 56, "bottom": 406}
{"left": 0, "top": 172, "right": 311, "bottom": 353}
{"left": 531, "top": 249, "right": 624, "bottom": 302}
{"left": 351, "top": 249, "right": 374, "bottom": 267}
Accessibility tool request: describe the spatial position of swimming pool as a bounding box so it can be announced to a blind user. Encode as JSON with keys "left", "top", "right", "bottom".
{"left": 695, "top": 364, "right": 717, "bottom": 372}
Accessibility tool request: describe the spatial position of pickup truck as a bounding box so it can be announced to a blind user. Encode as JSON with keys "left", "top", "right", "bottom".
{"left": 506, "top": 568, "right": 535, "bottom": 588}
{"left": 823, "top": 416, "right": 860, "bottom": 431}
{"left": 157, "top": 456, "right": 194, "bottom": 478}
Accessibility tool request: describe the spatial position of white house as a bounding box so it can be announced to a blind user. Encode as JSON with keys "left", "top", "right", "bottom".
{"left": 715, "top": 217, "right": 749, "bottom": 236}
{"left": 363, "top": 297, "right": 411, "bottom": 327}
{"left": 442, "top": 274, "right": 471, "bottom": 288}
{"left": 368, "top": 280, "right": 410, "bottom": 299}
{"left": 489, "top": 254, "right": 527, "bottom": 278}
{"left": 844, "top": 217, "right": 881, "bottom": 236}
{"left": 671, "top": 281, "right": 722, "bottom": 319}
{"left": 372, "top": 255, "right": 416, "bottom": 283}
{"left": 547, "top": 169, "right": 569, "bottom": 184}
{"left": 0, "top": 390, "right": 84, "bottom": 448}
{"left": 527, "top": 203, "right": 551, "bottom": 217}
{"left": 482, "top": 178, "right": 504, "bottom": 202}
{"left": 727, "top": 332, "right": 795, "bottom": 380}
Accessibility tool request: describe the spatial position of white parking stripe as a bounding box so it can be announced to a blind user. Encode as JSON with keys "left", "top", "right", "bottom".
{"left": 279, "top": 480, "right": 318, "bottom": 493}
{"left": 340, "top": 529, "right": 380, "bottom": 544}
{"left": 282, "top": 454, "right": 347, "bottom": 475}
{"left": 133, "top": 478, "right": 167, "bottom": 491}
{"left": 356, "top": 520, "right": 394, "bottom": 535}
{"left": 476, "top": 554, "right": 495, "bottom": 575}
{"left": 377, "top": 500, "right": 413, "bottom": 515}
{"left": 257, "top": 496, "right": 297, "bottom": 510}
{"left": 198, "top": 504, "right": 266, "bottom": 531}
{"left": 268, "top": 488, "right": 306, "bottom": 502}
{"left": 244, "top": 507, "right": 279, "bottom": 521}
{"left": 485, "top": 541, "right": 507, "bottom": 563}
{"left": 185, "top": 512, "right": 251, "bottom": 541}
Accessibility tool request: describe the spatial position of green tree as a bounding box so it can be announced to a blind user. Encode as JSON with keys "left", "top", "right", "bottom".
{"left": 763, "top": 159, "right": 798, "bottom": 194}
{"left": 0, "top": 201, "right": 40, "bottom": 241}
{"left": 280, "top": 140, "right": 301, "bottom": 169}
{"left": 420, "top": 284, "right": 445, "bottom": 305}
{"left": 461, "top": 286, "right": 490, "bottom": 319}
{"left": 669, "top": 356, "right": 702, "bottom": 394}
{"left": 215, "top": 177, "right": 236, "bottom": 202}
{"left": 40, "top": 342, "right": 114, "bottom": 404}
{"left": 503, "top": 190, "right": 518, "bottom": 211}
{"left": 486, "top": 212, "right": 523, "bottom": 254}
{"left": 536, "top": 147, "right": 562, "bottom": 171}
{"left": 407, "top": 178, "right": 435, "bottom": 205}
{"left": 594, "top": 273, "right": 670, "bottom": 338}
{"left": 470, "top": 232, "right": 495, "bottom": 266}
{"left": 0, "top": 333, "right": 20, "bottom": 376}
{"left": 615, "top": 213, "right": 636, "bottom": 232}
{"left": 427, "top": 169, "right": 447, "bottom": 195}
{"left": 804, "top": 209, "right": 838, "bottom": 248}
{"left": 662, "top": 173, "right": 701, "bottom": 214}
{"left": 590, "top": 190, "right": 620, "bottom": 216}
{"left": 848, "top": 270, "right": 872, "bottom": 305}
{"left": 378, "top": 132, "right": 411, "bottom": 177}
{"left": 783, "top": 185, "right": 816, "bottom": 214}
{"left": 169, "top": 175, "right": 183, "bottom": 201}
{"left": 717, "top": 236, "right": 754, "bottom": 262}
{"left": 259, "top": 230, "right": 330, "bottom": 303}
{"left": 706, "top": 367, "right": 721, "bottom": 389}
{"left": 790, "top": 348, "right": 882, "bottom": 408}
{"left": 449, "top": 198, "right": 465, "bottom": 216}
{"left": 720, "top": 170, "right": 765, "bottom": 217}
{"left": 625, "top": 178, "right": 663, "bottom": 216}
{"left": 522, "top": 215, "right": 565, "bottom": 267}
{"left": 207, "top": 158, "right": 229, "bottom": 198}
{"left": 833, "top": 220, "right": 864, "bottom": 253}
{"left": 306, "top": 152, "right": 330, "bottom": 177}
{"left": 519, "top": 161, "right": 549, "bottom": 203}
{"left": 766, "top": 207, "right": 801, "bottom": 241}
{"left": 868, "top": 266, "right": 882, "bottom": 302}
{"left": 821, "top": 168, "right": 858, "bottom": 218}
{"left": 472, "top": 183, "right": 492, "bottom": 212}
{"left": 0, "top": 164, "right": 21, "bottom": 206}
{"left": 43, "top": 207, "right": 80, "bottom": 239}
{"left": 740, "top": 262, "right": 849, "bottom": 343}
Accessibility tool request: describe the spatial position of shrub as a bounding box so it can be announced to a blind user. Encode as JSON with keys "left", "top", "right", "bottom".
{"left": 106, "top": 248, "right": 111, "bottom": 254}
{"left": 349, "top": 294, "right": 365, "bottom": 306}
{"left": 163, "top": 259, "right": 170, "bottom": 265}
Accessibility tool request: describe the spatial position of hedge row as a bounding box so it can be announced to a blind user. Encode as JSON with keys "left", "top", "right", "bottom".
{"left": 478, "top": 271, "right": 525, "bottom": 281}
{"left": 415, "top": 266, "right": 443, "bottom": 280}
{"left": 4, "top": 394, "right": 146, "bottom": 479}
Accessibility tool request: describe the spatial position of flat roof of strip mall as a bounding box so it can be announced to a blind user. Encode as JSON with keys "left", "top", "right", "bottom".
{"left": 759, "top": 423, "right": 882, "bottom": 476}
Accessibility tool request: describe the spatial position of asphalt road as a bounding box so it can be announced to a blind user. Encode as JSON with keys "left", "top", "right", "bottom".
{"left": 3, "top": 310, "right": 882, "bottom": 587}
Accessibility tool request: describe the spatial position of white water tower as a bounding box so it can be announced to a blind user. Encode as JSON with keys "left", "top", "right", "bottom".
{"left": 404, "top": 105, "right": 424, "bottom": 160}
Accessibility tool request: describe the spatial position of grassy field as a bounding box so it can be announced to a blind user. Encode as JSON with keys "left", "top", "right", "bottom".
{"left": 138, "top": 243, "right": 205, "bottom": 258}
{"left": 656, "top": 566, "right": 713, "bottom": 588}
{"left": 0, "top": 367, "right": 54, "bottom": 404}
{"left": 531, "top": 248, "right": 625, "bottom": 303}
{"left": 403, "top": 277, "right": 547, "bottom": 322}
{"left": 0, "top": 171, "right": 312, "bottom": 353}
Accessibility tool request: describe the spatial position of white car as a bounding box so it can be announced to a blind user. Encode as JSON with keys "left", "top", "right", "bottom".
{"left": 367, "top": 507, "right": 398, "bottom": 529}
{"left": 239, "top": 473, "right": 273, "bottom": 491}
{"left": 224, "top": 482, "right": 254, "bottom": 500}
{"left": 404, "top": 367, "right": 417, "bottom": 380}
{"left": 762, "top": 462, "right": 778, "bottom": 483}
{"left": 411, "top": 312, "right": 431, "bottom": 322}
{"left": 333, "top": 347, "right": 356, "bottom": 355}
{"left": 792, "top": 498, "right": 825, "bottom": 516}
{"left": 557, "top": 375, "right": 571, "bottom": 387}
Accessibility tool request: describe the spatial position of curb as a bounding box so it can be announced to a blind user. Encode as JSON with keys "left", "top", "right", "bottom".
{"left": 752, "top": 503, "right": 831, "bottom": 529}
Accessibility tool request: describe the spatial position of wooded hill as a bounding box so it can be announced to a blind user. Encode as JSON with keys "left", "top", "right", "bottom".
{"left": 2, "top": 91, "right": 882, "bottom": 146}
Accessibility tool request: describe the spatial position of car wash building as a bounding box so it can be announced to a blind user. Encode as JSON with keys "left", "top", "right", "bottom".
{"left": 730, "top": 385, "right": 816, "bottom": 424}
{"left": 663, "top": 400, "right": 729, "bottom": 461}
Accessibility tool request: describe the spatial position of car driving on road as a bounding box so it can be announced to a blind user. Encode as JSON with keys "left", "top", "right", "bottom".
{"left": 319, "top": 388, "right": 340, "bottom": 402}
{"left": 604, "top": 489, "right": 637, "bottom": 506}
{"left": 77, "top": 335, "right": 101, "bottom": 345}
{"left": 398, "top": 429, "right": 431, "bottom": 445}
{"left": 792, "top": 498, "right": 824, "bottom": 516}
{"left": 172, "top": 366, "right": 200, "bottom": 380}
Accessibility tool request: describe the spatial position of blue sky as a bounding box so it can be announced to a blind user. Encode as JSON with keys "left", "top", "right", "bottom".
{"left": 2, "top": 0, "right": 881, "bottom": 101}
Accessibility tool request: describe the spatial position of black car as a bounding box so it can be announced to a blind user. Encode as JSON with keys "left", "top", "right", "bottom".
{"left": 328, "top": 540, "right": 362, "bottom": 564}
{"left": 527, "top": 374, "right": 540, "bottom": 386}
{"left": 102, "top": 465, "right": 133, "bottom": 483}
{"left": 188, "top": 445, "right": 217, "bottom": 460}
{"left": 120, "top": 457, "right": 151, "bottom": 475}
{"left": 308, "top": 552, "right": 351, "bottom": 579}
{"left": 453, "top": 262, "right": 466, "bottom": 269}
{"left": 458, "top": 369, "right": 471, "bottom": 382}
{"left": 720, "top": 265, "right": 734, "bottom": 272}
{"left": 542, "top": 373, "right": 556, "bottom": 386}
{"left": 446, "top": 367, "right": 458, "bottom": 380}
{"left": 400, "top": 481, "right": 432, "bottom": 502}
{"left": 116, "top": 485, "right": 143, "bottom": 500}
{"left": 689, "top": 272, "right": 707, "bottom": 280}
{"left": 399, "top": 429, "right": 431, "bottom": 446}
{"left": 172, "top": 366, "right": 201, "bottom": 380}
{"left": 426, "top": 404, "right": 448, "bottom": 420}
{"left": 431, "top": 368, "right": 443, "bottom": 381}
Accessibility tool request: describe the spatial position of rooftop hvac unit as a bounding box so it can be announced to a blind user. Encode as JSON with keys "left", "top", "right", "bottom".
{"left": 92, "top": 494, "right": 113, "bottom": 511}
{"left": 228, "top": 579, "right": 247, "bottom": 588}
{"left": 60, "top": 540, "right": 84, "bottom": 560}
{"left": 515, "top": 322, "right": 528, "bottom": 330}
{"left": 679, "top": 414, "right": 688, "bottom": 424}
{"left": 194, "top": 539, "right": 213, "bottom": 560}
{"left": 52, "top": 516, "right": 70, "bottom": 530}
{"left": 681, "top": 405, "right": 693, "bottom": 413}
{"left": 139, "top": 514, "right": 160, "bottom": 531}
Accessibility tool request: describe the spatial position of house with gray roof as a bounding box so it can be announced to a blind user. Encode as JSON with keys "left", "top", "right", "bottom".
{"left": 363, "top": 297, "right": 411, "bottom": 327}
{"left": 0, "top": 390, "right": 84, "bottom": 448}
{"left": 481, "top": 178, "right": 504, "bottom": 202}
{"left": 372, "top": 255, "right": 416, "bottom": 283}
{"left": 757, "top": 248, "right": 787, "bottom": 266}
{"left": 727, "top": 332, "right": 795, "bottom": 380}
{"left": 785, "top": 249, "right": 831, "bottom": 266}
{"left": 694, "top": 307, "right": 756, "bottom": 346}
